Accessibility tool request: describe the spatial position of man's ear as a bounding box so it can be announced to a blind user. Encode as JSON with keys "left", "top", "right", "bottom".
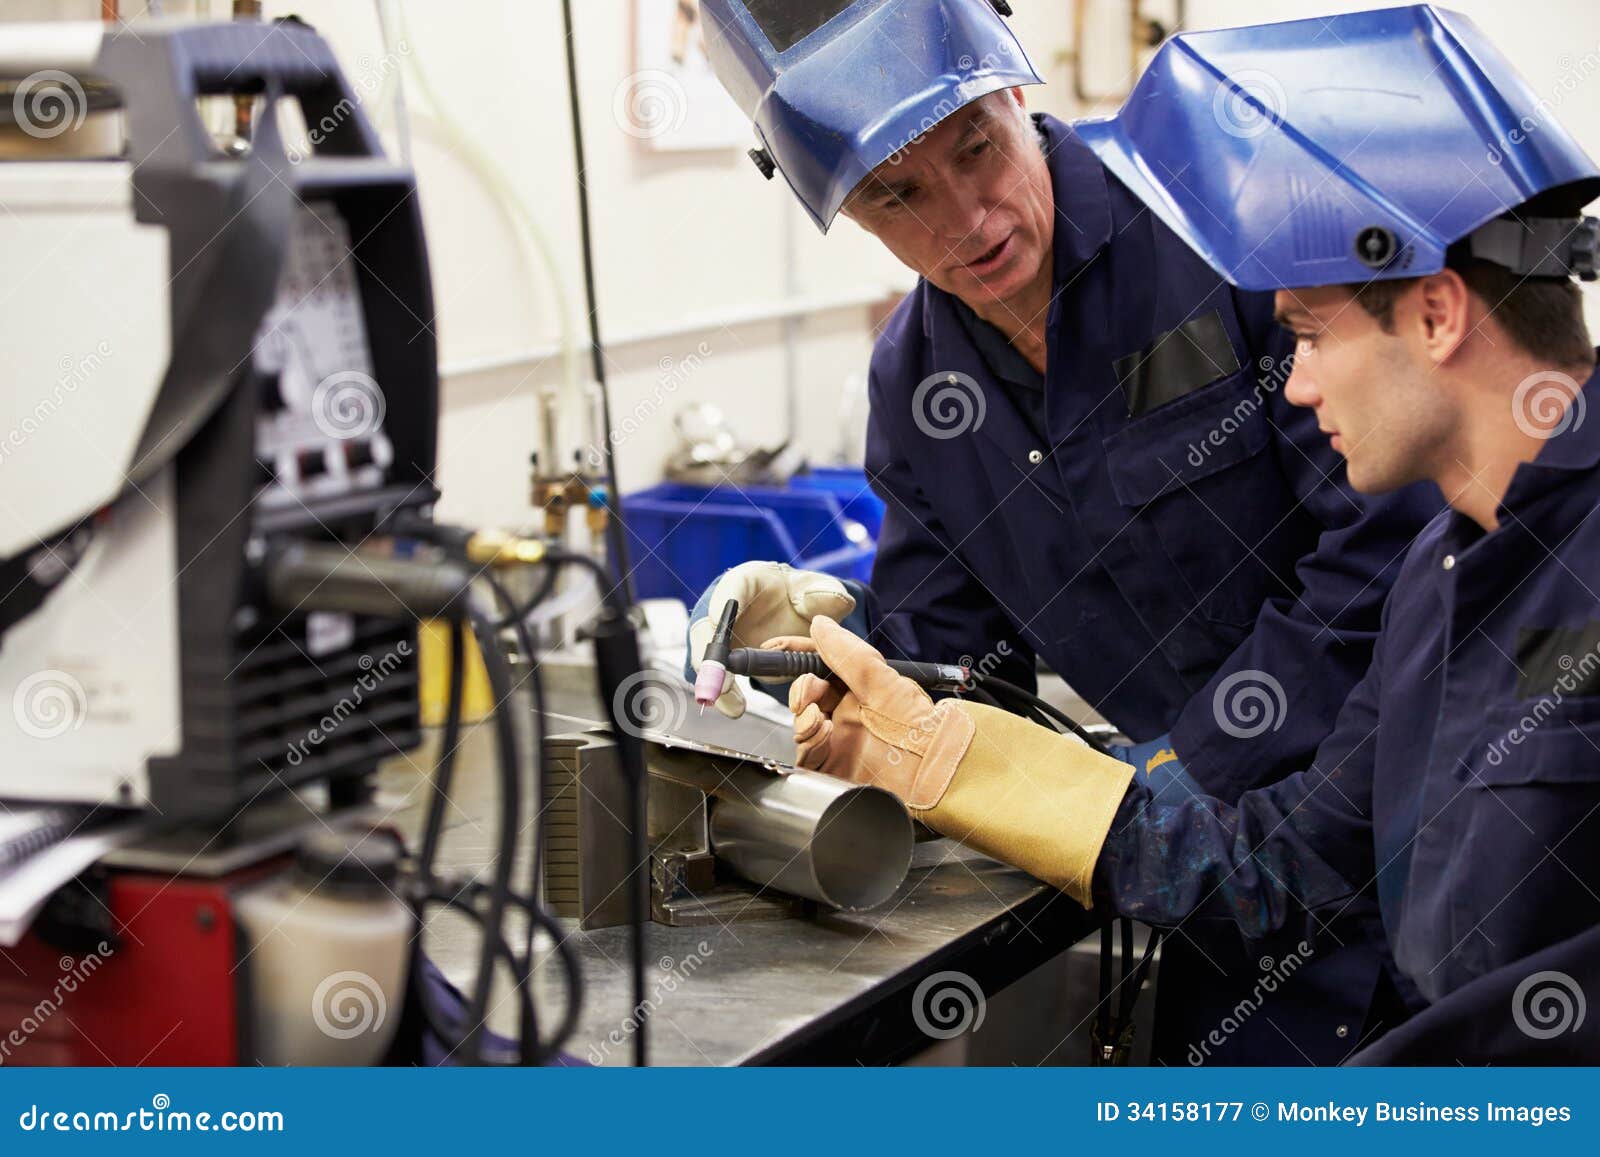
{"left": 1009, "top": 86, "right": 1028, "bottom": 110}
{"left": 1411, "top": 269, "right": 1472, "bottom": 366}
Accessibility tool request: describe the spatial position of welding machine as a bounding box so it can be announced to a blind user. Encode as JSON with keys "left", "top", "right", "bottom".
{"left": 0, "top": 17, "right": 470, "bottom": 1067}
{"left": 0, "top": 19, "right": 437, "bottom": 818}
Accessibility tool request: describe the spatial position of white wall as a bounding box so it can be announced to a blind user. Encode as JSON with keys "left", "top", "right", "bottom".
{"left": 255, "top": 0, "right": 1600, "bottom": 531}
{"left": 8, "top": 2, "right": 1599, "bottom": 528}
{"left": 248, "top": 0, "right": 919, "bottom": 526}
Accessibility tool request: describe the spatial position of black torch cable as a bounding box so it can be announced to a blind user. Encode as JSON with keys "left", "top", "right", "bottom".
{"left": 967, "top": 673, "right": 1074, "bottom": 735}
{"left": 487, "top": 561, "right": 562, "bottom": 631}
{"left": 968, "top": 674, "right": 1112, "bottom": 755}
{"left": 482, "top": 569, "right": 558, "bottom": 1065}
{"left": 396, "top": 529, "right": 632, "bottom": 1062}
{"left": 543, "top": 547, "right": 647, "bottom": 1065}
{"left": 961, "top": 683, "right": 1003, "bottom": 710}
{"left": 970, "top": 680, "right": 1058, "bottom": 731}
{"left": 1121, "top": 915, "right": 1135, "bottom": 1012}
{"left": 1097, "top": 920, "right": 1115, "bottom": 1059}
{"left": 463, "top": 564, "right": 582, "bottom": 1059}
{"left": 416, "top": 889, "right": 534, "bottom": 1066}
{"left": 460, "top": 598, "right": 522, "bottom": 1066}
{"left": 560, "top": 0, "right": 635, "bottom": 605}
{"left": 1120, "top": 924, "right": 1162, "bottom": 1030}
{"left": 967, "top": 670, "right": 1128, "bottom": 1061}
{"left": 402, "top": 530, "right": 644, "bottom": 1064}
{"left": 411, "top": 886, "right": 584, "bottom": 1065}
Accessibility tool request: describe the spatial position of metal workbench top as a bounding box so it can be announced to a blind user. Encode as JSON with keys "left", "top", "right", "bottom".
{"left": 537, "top": 837, "right": 1096, "bottom": 1066}
{"left": 378, "top": 669, "right": 1099, "bottom": 1066}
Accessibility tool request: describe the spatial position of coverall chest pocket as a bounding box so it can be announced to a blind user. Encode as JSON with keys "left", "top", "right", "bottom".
{"left": 1446, "top": 703, "right": 1600, "bottom": 978}
{"left": 1100, "top": 372, "right": 1277, "bottom": 630}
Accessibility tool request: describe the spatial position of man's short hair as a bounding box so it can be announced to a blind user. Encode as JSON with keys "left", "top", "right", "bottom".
{"left": 1349, "top": 249, "right": 1594, "bottom": 367}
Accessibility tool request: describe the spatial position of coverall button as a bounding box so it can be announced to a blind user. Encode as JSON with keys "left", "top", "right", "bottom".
{"left": 1442, "top": 554, "right": 1456, "bottom": 570}
{"left": 1028, "top": 449, "right": 1044, "bottom": 464}
{"left": 1336, "top": 1025, "right": 1349, "bottom": 1038}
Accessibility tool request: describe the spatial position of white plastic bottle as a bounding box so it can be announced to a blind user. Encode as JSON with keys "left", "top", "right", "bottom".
{"left": 234, "top": 829, "right": 412, "bottom": 1066}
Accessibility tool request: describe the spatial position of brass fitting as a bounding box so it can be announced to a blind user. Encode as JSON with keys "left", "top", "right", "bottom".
{"left": 464, "top": 529, "right": 548, "bottom": 568}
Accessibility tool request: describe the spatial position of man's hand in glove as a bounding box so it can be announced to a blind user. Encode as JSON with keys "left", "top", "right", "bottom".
{"left": 787, "top": 616, "right": 1136, "bottom": 907}
{"left": 686, "top": 562, "right": 857, "bottom": 718}
{"left": 787, "top": 616, "right": 974, "bottom": 806}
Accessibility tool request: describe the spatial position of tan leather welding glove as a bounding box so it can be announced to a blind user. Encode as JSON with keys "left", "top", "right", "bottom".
{"left": 790, "top": 617, "right": 1134, "bottom": 907}
{"left": 689, "top": 562, "right": 856, "bottom": 718}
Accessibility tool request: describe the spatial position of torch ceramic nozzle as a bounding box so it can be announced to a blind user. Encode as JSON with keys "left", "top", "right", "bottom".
{"left": 693, "top": 660, "right": 728, "bottom": 709}
{"left": 693, "top": 598, "right": 741, "bottom": 708}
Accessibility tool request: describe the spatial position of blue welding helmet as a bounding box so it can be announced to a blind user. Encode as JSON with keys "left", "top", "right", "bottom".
{"left": 701, "top": 0, "right": 1043, "bottom": 232}
{"left": 1076, "top": 4, "right": 1600, "bottom": 290}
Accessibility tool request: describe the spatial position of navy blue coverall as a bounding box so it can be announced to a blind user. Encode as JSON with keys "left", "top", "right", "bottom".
{"left": 1096, "top": 365, "right": 1600, "bottom": 1062}
{"left": 855, "top": 114, "right": 1442, "bottom": 1063}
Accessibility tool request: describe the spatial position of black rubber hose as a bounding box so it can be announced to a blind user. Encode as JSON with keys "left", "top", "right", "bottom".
{"left": 560, "top": 0, "right": 634, "bottom": 605}
{"left": 962, "top": 683, "right": 1003, "bottom": 709}
{"left": 460, "top": 600, "right": 522, "bottom": 1065}
{"left": 414, "top": 889, "right": 533, "bottom": 1066}
{"left": 482, "top": 570, "right": 567, "bottom": 1064}
{"left": 971, "top": 674, "right": 1111, "bottom": 755}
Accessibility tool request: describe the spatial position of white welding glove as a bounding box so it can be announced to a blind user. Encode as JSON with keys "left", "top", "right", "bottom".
{"left": 687, "top": 561, "right": 856, "bottom": 718}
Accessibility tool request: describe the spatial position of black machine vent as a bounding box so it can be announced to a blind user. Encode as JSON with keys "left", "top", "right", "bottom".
{"left": 231, "top": 615, "right": 421, "bottom": 791}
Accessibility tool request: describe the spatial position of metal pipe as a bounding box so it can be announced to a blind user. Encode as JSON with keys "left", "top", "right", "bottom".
{"left": 709, "top": 765, "right": 912, "bottom": 911}
{"left": 647, "top": 738, "right": 914, "bottom": 911}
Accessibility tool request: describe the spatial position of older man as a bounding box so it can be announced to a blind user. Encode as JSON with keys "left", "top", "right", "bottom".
{"left": 691, "top": 0, "right": 1438, "bottom": 1063}
{"left": 784, "top": 5, "right": 1600, "bottom": 1063}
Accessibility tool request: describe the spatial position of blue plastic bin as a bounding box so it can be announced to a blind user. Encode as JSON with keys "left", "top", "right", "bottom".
{"left": 622, "top": 472, "right": 882, "bottom": 605}
{"left": 787, "top": 466, "right": 886, "bottom": 541}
